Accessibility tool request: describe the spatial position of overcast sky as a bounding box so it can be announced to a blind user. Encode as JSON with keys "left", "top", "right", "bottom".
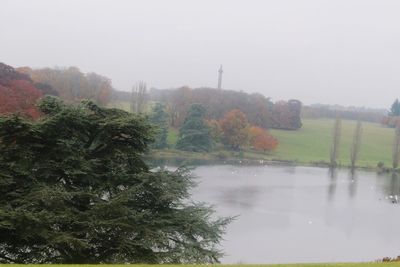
{"left": 1, "top": 0, "right": 400, "bottom": 108}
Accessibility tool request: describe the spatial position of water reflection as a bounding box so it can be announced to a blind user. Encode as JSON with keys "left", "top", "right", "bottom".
{"left": 327, "top": 167, "right": 337, "bottom": 201}
{"left": 219, "top": 186, "right": 261, "bottom": 210}
{"left": 348, "top": 169, "right": 358, "bottom": 199}
{"left": 188, "top": 165, "right": 400, "bottom": 264}
{"left": 380, "top": 172, "right": 400, "bottom": 204}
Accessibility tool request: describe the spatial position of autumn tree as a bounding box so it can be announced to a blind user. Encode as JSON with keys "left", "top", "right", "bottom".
{"left": 146, "top": 87, "right": 301, "bottom": 130}
{"left": 17, "top": 66, "right": 113, "bottom": 105}
{"left": 167, "top": 86, "right": 193, "bottom": 127}
{"left": 206, "top": 119, "right": 223, "bottom": 144}
{"left": 85, "top": 72, "right": 112, "bottom": 105}
{"left": 248, "top": 126, "right": 278, "bottom": 152}
{"left": 248, "top": 126, "right": 264, "bottom": 141}
{"left": 271, "top": 100, "right": 302, "bottom": 130}
{"left": 176, "top": 104, "right": 212, "bottom": 152}
{"left": 0, "top": 63, "right": 43, "bottom": 119}
{"left": 33, "top": 82, "right": 59, "bottom": 96}
{"left": 219, "top": 109, "right": 249, "bottom": 150}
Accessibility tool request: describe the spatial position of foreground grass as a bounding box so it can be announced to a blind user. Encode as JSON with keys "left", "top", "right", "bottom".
{"left": 6, "top": 263, "right": 400, "bottom": 267}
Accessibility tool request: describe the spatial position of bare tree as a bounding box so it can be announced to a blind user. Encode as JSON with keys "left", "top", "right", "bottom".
{"left": 330, "top": 117, "right": 342, "bottom": 167}
{"left": 350, "top": 121, "right": 362, "bottom": 169}
{"left": 393, "top": 125, "right": 400, "bottom": 169}
{"left": 131, "top": 81, "right": 147, "bottom": 113}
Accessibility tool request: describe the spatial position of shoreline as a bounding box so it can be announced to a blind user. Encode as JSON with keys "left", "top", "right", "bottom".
{"left": 145, "top": 149, "right": 385, "bottom": 173}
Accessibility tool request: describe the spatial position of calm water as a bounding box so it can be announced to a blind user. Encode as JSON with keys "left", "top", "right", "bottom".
{"left": 188, "top": 165, "right": 400, "bottom": 264}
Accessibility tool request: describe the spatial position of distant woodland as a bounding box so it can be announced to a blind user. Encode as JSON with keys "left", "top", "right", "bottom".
{"left": 113, "top": 87, "right": 303, "bottom": 130}
{"left": 0, "top": 62, "right": 386, "bottom": 128}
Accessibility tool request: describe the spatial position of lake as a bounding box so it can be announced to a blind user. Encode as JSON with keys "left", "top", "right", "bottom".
{"left": 187, "top": 164, "right": 400, "bottom": 264}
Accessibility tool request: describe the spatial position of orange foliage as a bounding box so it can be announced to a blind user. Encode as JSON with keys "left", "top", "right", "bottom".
{"left": 219, "top": 109, "right": 248, "bottom": 149}
{"left": 248, "top": 126, "right": 278, "bottom": 152}
{"left": 206, "top": 119, "right": 222, "bottom": 142}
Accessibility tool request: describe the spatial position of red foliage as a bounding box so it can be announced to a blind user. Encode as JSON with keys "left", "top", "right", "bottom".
{"left": 0, "top": 63, "right": 42, "bottom": 119}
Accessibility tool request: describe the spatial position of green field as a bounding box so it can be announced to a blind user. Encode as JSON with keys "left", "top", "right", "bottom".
{"left": 162, "top": 119, "right": 396, "bottom": 169}
{"left": 109, "top": 102, "right": 395, "bottom": 168}
{"left": 108, "top": 101, "right": 395, "bottom": 168}
{"left": 270, "top": 119, "right": 394, "bottom": 168}
{"left": 5, "top": 263, "right": 400, "bottom": 267}
{"left": 167, "top": 127, "right": 179, "bottom": 145}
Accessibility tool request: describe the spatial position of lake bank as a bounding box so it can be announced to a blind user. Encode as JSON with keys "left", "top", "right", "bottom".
{"left": 147, "top": 149, "right": 382, "bottom": 172}
{"left": 157, "top": 118, "right": 397, "bottom": 171}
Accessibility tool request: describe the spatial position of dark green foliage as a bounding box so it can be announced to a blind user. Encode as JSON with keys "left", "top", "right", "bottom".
{"left": 149, "top": 103, "right": 168, "bottom": 149}
{"left": 176, "top": 104, "right": 212, "bottom": 152}
{"left": 0, "top": 96, "right": 230, "bottom": 264}
{"left": 390, "top": 99, "right": 400, "bottom": 116}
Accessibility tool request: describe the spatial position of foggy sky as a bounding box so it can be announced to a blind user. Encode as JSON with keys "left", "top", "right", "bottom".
{"left": 1, "top": 0, "right": 400, "bottom": 108}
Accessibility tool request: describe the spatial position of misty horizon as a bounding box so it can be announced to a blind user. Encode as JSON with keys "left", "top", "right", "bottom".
{"left": 2, "top": 0, "right": 400, "bottom": 109}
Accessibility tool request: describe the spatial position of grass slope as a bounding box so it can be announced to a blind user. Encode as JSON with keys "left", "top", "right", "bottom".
{"left": 270, "top": 119, "right": 394, "bottom": 168}
{"left": 163, "top": 119, "right": 395, "bottom": 168}
{"left": 108, "top": 101, "right": 394, "bottom": 167}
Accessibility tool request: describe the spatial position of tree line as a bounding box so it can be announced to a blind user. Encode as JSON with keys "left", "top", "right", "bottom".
{"left": 18, "top": 66, "right": 113, "bottom": 106}
{"left": 118, "top": 86, "right": 303, "bottom": 130}
{"left": 302, "top": 104, "right": 385, "bottom": 123}
{"left": 0, "top": 62, "right": 114, "bottom": 119}
{"left": 148, "top": 102, "right": 278, "bottom": 153}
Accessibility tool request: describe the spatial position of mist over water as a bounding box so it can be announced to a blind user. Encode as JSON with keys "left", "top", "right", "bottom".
{"left": 190, "top": 165, "right": 400, "bottom": 263}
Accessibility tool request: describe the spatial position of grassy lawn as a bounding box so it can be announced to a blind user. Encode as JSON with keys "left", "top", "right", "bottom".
{"left": 270, "top": 119, "right": 394, "bottom": 168}
{"left": 162, "top": 119, "right": 395, "bottom": 168}
{"left": 106, "top": 101, "right": 395, "bottom": 168}
{"left": 167, "top": 127, "right": 179, "bottom": 147}
{"left": 5, "top": 263, "right": 400, "bottom": 267}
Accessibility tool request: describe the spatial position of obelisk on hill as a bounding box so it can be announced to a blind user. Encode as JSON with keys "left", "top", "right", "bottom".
{"left": 217, "top": 65, "right": 223, "bottom": 89}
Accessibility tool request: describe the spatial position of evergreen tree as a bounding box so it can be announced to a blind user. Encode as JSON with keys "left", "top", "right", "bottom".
{"left": 149, "top": 103, "right": 168, "bottom": 149}
{"left": 390, "top": 99, "right": 400, "bottom": 116}
{"left": 176, "top": 104, "right": 212, "bottom": 152}
{"left": 0, "top": 96, "right": 230, "bottom": 264}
